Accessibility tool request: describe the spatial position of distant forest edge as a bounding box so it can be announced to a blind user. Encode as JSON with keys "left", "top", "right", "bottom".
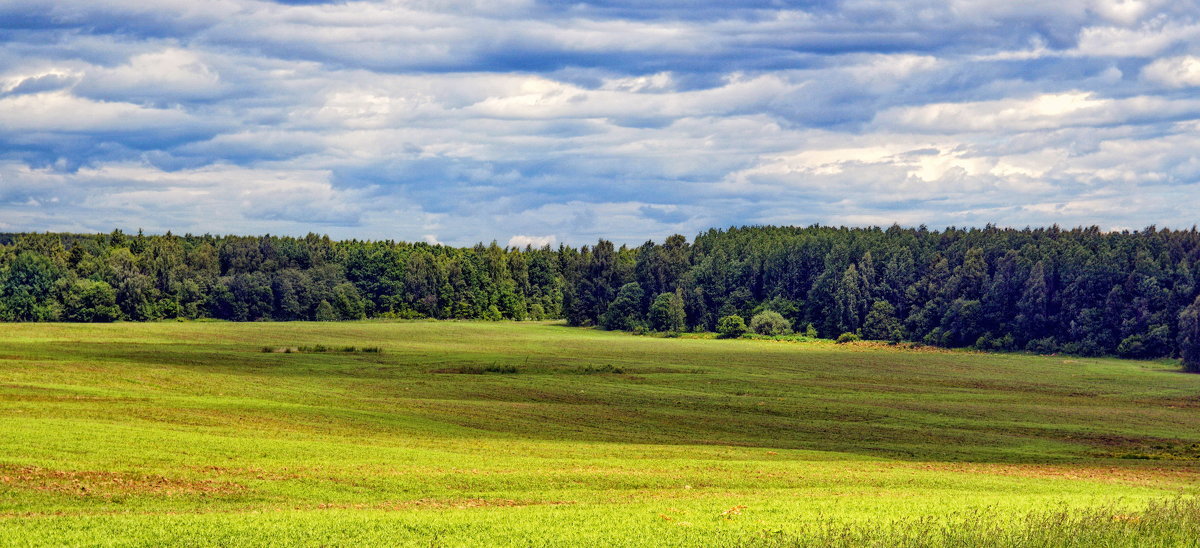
{"left": 3, "top": 225, "right": 1200, "bottom": 371}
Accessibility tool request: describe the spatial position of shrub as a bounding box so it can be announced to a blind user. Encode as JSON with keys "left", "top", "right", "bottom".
{"left": 923, "top": 327, "right": 948, "bottom": 347}
{"left": 528, "top": 303, "right": 546, "bottom": 321}
{"left": 835, "top": 332, "right": 860, "bottom": 344}
{"left": 1061, "top": 341, "right": 1098, "bottom": 357}
{"left": 976, "top": 333, "right": 1017, "bottom": 352}
{"left": 976, "top": 332, "right": 1019, "bottom": 351}
{"left": 1064, "top": 337, "right": 1105, "bottom": 357}
{"left": 749, "top": 310, "right": 792, "bottom": 336}
{"left": 716, "top": 315, "right": 747, "bottom": 338}
{"left": 293, "top": 344, "right": 381, "bottom": 354}
{"left": 482, "top": 305, "right": 503, "bottom": 321}
{"left": 1117, "top": 334, "right": 1148, "bottom": 358}
{"left": 578, "top": 364, "right": 625, "bottom": 374}
{"left": 1026, "top": 336, "right": 1058, "bottom": 354}
{"left": 803, "top": 323, "right": 818, "bottom": 338}
{"left": 1115, "top": 326, "right": 1172, "bottom": 359}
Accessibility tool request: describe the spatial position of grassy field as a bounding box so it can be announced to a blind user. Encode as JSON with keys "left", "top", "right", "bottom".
{"left": 1, "top": 320, "right": 1198, "bottom": 546}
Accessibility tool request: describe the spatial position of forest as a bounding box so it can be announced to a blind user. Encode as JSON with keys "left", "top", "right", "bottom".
{"left": 3, "top": 225, "right": 1200, "bottom": 370}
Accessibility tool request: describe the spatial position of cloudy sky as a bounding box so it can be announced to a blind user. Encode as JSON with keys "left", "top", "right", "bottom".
{"left": 2, "top": 1, "right": 1199, "bottom": 246}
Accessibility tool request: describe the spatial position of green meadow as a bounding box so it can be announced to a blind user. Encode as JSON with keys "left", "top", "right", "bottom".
{"left": 1, "top": 321, "right": 1198, "bottom": 546}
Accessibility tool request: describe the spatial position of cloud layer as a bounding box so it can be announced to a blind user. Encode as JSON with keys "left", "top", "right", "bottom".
{"left": 2, "top": 0, "right": 1199, "bottom": 244}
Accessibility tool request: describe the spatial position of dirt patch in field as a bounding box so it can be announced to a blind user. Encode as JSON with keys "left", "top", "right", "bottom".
{"left": 0, "top": 384, "right": 139, "bottom": 403}
{"left": 0, "top": 464, "right": 245, "bottom": 498}
{"left": 193, "top": 465, "right": 304, "bottom": 481}
{"left": 1150, "top": 395, "right": 1200, "bottom": 409}
{"left": 1103, "top": 442, "right": 1200, "bottom": 461}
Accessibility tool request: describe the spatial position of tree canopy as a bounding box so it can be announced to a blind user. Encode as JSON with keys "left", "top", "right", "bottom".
{"left": 5, "top": 224, "right": 1200, "bottom": 366}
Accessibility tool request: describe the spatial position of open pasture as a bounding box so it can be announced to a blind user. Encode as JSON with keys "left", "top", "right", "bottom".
{"left": 0, "top": 321, "right": 1198, "bottom": 546}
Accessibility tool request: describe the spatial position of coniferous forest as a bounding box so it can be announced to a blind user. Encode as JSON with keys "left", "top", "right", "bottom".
{"left": 4, "top": 225, "right": 1200, "bottom": 370}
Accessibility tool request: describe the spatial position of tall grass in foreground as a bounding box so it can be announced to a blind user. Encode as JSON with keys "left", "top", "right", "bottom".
{"left": 747, "top": 498, "right": 1200, "bottom": 547}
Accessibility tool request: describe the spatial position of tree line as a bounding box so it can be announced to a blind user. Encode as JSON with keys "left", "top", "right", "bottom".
{"left": 2, "top": 225, "right": 1200, "bottom": 371}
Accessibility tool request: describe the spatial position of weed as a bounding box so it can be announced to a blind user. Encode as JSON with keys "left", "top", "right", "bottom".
{"left": 435, "top": 363, "right": 519, "bottom": 374}
{"left": 577, "top": 364, "right": 625, "bottom": 374}
{"left": 286, "top": 344, "right": 382, "bottom": 354}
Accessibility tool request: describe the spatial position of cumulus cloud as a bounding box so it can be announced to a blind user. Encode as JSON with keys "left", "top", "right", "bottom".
{"left": 76, "top": 48, "right": 226, "bottom": 103}
{"left": 507, "top": 234, "right": 556, "bottom": 248}
{"left": 1143, "top": 56, "right": 1200, "bottom": 88}
{"left": 1, "top": 1, "right": 1199, "bottom": 243}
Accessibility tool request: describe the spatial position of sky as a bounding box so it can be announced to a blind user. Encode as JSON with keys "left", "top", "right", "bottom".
{"left": 2, "top": 0, "right": 1199, "bottom": 246}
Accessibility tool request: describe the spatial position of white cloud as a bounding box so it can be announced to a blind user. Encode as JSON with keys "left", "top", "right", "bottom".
{"left": 877, "top": 92, "right": 1108, "bottom": 132}
{"left": 1089, "top": 0, "right": 1152, "bottom": 25}
{"left": 1073, "top": 21, "right": 1200, "bottom": 57}
{"left": 3, "top": 0, "right": 1200, "bottom": 243}
{"left": 2, "top": 69, "right": 81, "bottom": 94}
{"left": 0, "top": 91, "right": 194, "bottom": 133}
{"left": 875, "top": 92, "right": 1200, "bottom": 133}
{"left": 469, "top": 73, "right": 791, "bottom": 120}
{"left": 507, "top": 234, "right": 555, "bottom": 248}
{"left": 79, "top": 48, "right": 224, "bottom": 101}
{"left": 1143, "top": 56, "right": 1200, "bottom": 88}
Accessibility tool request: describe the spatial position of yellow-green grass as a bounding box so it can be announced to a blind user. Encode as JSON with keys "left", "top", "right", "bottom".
{"left": 0, "top": 321, "right": 1198, "bottom": 546}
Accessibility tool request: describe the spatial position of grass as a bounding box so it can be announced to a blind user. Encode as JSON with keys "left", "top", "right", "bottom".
{"left": 0, "top": 320, "right": 1198, "bottom": 546}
